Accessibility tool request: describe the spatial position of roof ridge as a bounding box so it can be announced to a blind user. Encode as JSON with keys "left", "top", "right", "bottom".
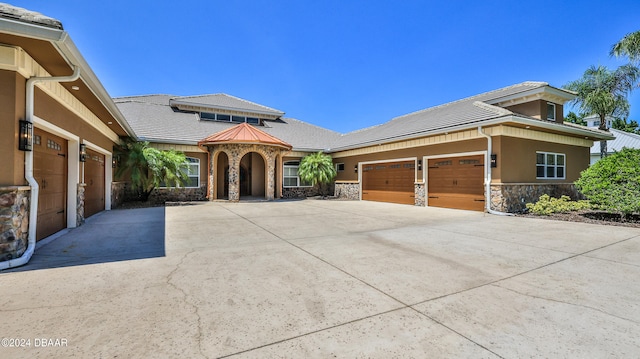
{"left": 391, "top": 81, "right": 547, "bottom": 121}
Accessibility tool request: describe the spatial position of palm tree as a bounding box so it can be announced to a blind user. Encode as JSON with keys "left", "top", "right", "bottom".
{"left": 564, "top": 65, "right": 639, "bottom": 158}
{"left": 611, "top": 30, "right": 640, "bottom": 64}
{"left": 115, "top": 139, "right": 188, "bottom": 201}
{"left": 298, "top": 152, "right": 337, "bottom": 198}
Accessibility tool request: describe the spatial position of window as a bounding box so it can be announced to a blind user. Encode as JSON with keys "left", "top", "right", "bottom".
{"left": 283, "top": 161, "right": 311, "bottom": 187}
{"left": 335, "top": 163, "right": 345, "bottom": 172}
{"left": 185, "top": 157, "right": 200, "bottom": 187}
{"left": 546, "top": 102, "right": 556, "bottom": 121}
{"left": 199, "top": 112, "right": 264, "bottom": 125}
{"left": 536, "top": 152, "right": 565, "bottom": 179}
{"left": 159, "top": 157, "right": 200, "bottom": 188}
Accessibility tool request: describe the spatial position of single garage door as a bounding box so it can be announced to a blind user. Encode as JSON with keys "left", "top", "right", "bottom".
{"left": 33, "top": 128, "right": 67, "bottom": 241}
{"left": 362, "top": 160, "right": 415, "bottom": 205}
{"left": 84, "top": 149, "right": 105, "bottom": 218}
{"left": 427, "top": 154, "right": 485, "bottom": 211}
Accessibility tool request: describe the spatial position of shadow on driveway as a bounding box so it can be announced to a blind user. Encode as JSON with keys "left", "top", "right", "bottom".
{"left": 3, "top": 207, "right": 165, "bottom": 273}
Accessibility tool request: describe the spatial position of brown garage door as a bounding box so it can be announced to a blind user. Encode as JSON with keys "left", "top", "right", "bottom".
{"left": 84, "top": 149, "right": 105, "bottom": 218}
{"left": 362, "top": 160, "right": 415, "bottom": 205}
{"left": 33, "top": 128, "right": 67, "bottom": 241}
{"left": 427, "top": 155, "right": 485, "bottom": 211}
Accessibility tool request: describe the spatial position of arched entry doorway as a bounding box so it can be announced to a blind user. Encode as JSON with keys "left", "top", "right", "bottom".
{"left": 199, "top": 123, "right": 292, "bottom": 202}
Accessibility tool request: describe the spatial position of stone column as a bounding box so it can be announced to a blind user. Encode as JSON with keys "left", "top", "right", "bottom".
{"left": 228, "top": 156, "right": 240, "bottom": 202}
{"left": 209, "top": 148, "right": 216, "bottom": 201}
{"left": 265, "top": 152, "right": 275, "bottom": 200}
{"left": 275, "top": 153, "right": 282, "bottom": 199}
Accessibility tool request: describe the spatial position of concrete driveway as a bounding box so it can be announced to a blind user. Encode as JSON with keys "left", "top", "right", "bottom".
{"left": 1, "top": 200, "right": 639, "bottom": 358}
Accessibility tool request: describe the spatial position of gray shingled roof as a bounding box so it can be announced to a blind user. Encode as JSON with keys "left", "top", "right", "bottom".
{"left": 591, "top": 128, "right": 640, "bottom": 154}
{"left": 116, "top": 82, "right": 602, "bottom": 153}
{"left": 0, "top": 3, "right": 63, "bottom": 29}
{"left": 114, "top": 95, "right": 340, "bottom": 151}
{"left": 170, "top": 94, "right": 284, "bottom": 116}
{"left": 330, "top": 82, "right": 551, "bottom": 150}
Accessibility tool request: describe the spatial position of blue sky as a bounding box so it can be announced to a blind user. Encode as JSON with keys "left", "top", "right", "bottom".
{"left": 13, "top": 0, "right": 640, "bottom": 133}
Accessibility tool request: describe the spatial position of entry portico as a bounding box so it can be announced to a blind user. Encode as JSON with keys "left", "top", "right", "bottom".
{"left": 199, "top": 123, "right": 292, "bottom": 202}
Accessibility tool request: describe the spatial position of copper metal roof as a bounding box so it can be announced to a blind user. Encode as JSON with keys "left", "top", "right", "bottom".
{"left": 199, "top": 122, "right": 292, "bottom": 150}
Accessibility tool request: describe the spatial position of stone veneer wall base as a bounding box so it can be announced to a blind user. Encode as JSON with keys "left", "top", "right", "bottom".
{"left": 334, "top": 182, "right": 360, "bottom": 200}
{"left": 0, "top": 187, "right": 30, "bottom": 262}
{"left": 491, "top": 183, "right": 583, "bottom": 213}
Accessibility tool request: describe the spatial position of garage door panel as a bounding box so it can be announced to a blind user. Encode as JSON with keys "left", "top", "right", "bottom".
{"left": 427, "top": 155, "right": 484, "bottom": 211}
{"left": 84, "top": 149, "right": 105, "bottom": 218}
{"left": 362, "top": 160, "right": 415, "bottom": 205}
{"left": 34, "top": 128, "right": 67, "bottom": 241}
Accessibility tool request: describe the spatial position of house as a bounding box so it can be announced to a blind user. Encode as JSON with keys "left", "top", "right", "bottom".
{"left": 0, "top": 4, "right": 135, "bottom": 267}
{"left": 0, "top": 3, "right": 614, "bottom": 268}
{"left": 583, "top": 114, "right": 640, "bottom": 164}
{"left": 115, "top": 82, "right": 613, "bottom": 214}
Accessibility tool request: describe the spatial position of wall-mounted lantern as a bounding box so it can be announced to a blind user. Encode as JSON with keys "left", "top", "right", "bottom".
{"left": 354, "top": 165, "right": 358, "bottom": 173}
{"left": 79, "top": 143, "right": 87, "bottom": 162}
{"left": 417, "top": 159, "right": 422, "bottom": 171}
{"left": 112, "top": 155, "right": 119, "bottom": 168}
{"left": 491, "top": 154, "right": 497, "bottom": 168}
{"left": 18, "top": 120, "right": 33, "bottom": 151}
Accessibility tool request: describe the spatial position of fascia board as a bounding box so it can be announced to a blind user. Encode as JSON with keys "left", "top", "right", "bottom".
{"left": 0, "top": 17, "right": 64, "bottom": 41}
{"left": 169, "top": 99, "right": 285, "bottom": 117}
{"left": 327, "top": 115, "right": 613, "bottom": 152}
{"left": 487, "top": 86, "right": 576, "bottom": 105}
{"left": 53, "top": 35, "right": 136, "bottom": 138}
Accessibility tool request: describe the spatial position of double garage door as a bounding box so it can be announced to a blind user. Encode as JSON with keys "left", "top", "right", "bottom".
{"left": 361, "top": 155, "right": 485, "bottom": 211}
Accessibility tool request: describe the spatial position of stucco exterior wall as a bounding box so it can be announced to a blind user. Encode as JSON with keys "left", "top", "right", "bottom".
{"left": 0, "top": 69, "right": 26, "bottom": 186}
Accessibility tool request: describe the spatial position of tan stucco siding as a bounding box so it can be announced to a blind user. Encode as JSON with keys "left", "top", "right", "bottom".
{"left": 497, "top": 136, "right": 588, "bottom": 183}
{"left": 333, "top": 139, "right": 487, "bottom": 182}
{"left": 0, "top": 69, "right": 26, "bottom": 186}
{"left": 34, "top": 87, "right": 115, "bottom": 152}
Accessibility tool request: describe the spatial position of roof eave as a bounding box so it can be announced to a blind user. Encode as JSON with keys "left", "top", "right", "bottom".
{"left": 169, "top": 99, "right": 285, "bottom": 117}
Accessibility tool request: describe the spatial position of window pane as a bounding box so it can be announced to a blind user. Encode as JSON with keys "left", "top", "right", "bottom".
{"left": 232, "top": 115, "right": 244, "bottom": 123}
{"left": 536, "top": 153, "right": 544, "bottom": 165}
{"left": 547, "top": 154, "right": 555, "bottom": 165}
{"left": 247, "top": 117, "right": 259, "bottom": 124}
{"left": 537, "top": 166, "right": 545, "bottom": 178}
{"left": 557, "top": 167, "right": 564, "bottom": 178}
{"left": 217, "top": 114, "right": 230, "bottom": 122}
{"left": 284, "top": 178, "right": 297, "bottom": 187}
{"left": 557, "top": 155, "right": 565, "bottom": 165}
{"left": 547, "top": 103, "right": 556, "bottom": 120}
{"left": 546, "top": 166, "right": 555, "bottom": 178}
{"left": 188, "top": 164, "right": 198, "bottom": 176}
{"left": 186, "top": 177, "right": 199, "bottom": 187}
{"left": 201, "top": 112, "right": 216, "bottom": 120}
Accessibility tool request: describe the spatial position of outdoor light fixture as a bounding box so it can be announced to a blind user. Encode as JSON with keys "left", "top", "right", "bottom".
{"left": 418, "top": 159, "right": 422, "bottom": 171}
{"left": 491, "top": 154, "right": 497, "bottom": 168}
{"left": 79, "top": 143, "right": 87, "bottom": 162}
{"left": 112, "top": 155, "right": 119, "bottom": 168}
{"left": 354, "top": 165, "right": 358, "bottom": 173}
{"left": 18, "top": 120, "right": 33, "bottom": 151}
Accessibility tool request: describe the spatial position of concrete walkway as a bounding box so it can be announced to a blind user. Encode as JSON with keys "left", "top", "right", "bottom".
{"left": 1, "top": 200, "right": 639, "bottom": 358}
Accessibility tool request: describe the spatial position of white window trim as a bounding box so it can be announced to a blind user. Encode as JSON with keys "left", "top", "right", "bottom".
{"left": 335, "top": 163, "right": 345, "bottom": 172}
{"left": 546, "top": 102, "right": 556, "bottom": 121}
{"left": 159, "top": 156, "right": 200, "bottom": 188}
{"left": 283, "top": 161, "right": 313, "bottom": 188}
{"left": 536, "top": 151, "right": 566, "bottom": 179}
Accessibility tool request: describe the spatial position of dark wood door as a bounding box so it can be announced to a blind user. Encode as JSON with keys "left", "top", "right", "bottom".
{"left": 428, "top": 155, "right": 485, "bottom": 211}
{"left": 84, "top": 149, "right": 105, "bottom": 218}
{"left": 362, "top": 160, "right": 415, "bottom": 205}
{"left": 33, "top": 128, "right": 67, "bottom": 240}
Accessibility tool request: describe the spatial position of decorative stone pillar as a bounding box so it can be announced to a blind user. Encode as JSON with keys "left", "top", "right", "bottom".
{"left": 228, "top": 155, "right": 240, "bottom": 202}
{"left": 414, "top": 182, "right": 425, "bottom": 206}
{"left": 77, "top": 183, "right": 86, "bottom": 226}
{"left": 265, "top": 154, "right": 275, "bottom": 200}
{"left": 0, "top": 186, "right": 30, "bottom": 261}
{"left": 208, "top": 148, "right": 216, "bottom": 200}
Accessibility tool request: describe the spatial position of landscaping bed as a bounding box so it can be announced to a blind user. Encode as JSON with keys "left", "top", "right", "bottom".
{"left": 519, "top": 210, "right": 640, "bottom": 228}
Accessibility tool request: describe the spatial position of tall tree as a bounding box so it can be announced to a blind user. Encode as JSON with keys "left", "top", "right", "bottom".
{"left": 564, "top": 65, "right": 639, "bottom": 158}
{"left": 611, "top": 30, "right": 640, "bottom": 64}
{"left": 612, "top": 117, "right": 640, "bottom": 134}
{"left": 297, "top": 152, "right": 337, "bottom": 198}
{"left": 564, "top": 111, "right": 587, "bottom": 126}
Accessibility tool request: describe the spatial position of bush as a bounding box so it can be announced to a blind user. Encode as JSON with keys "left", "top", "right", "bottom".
{"left": 575, "top": 147, "right": 640, "bottom": 219}
{"left": 526, "top": 194, "right": 593, "bottom": 215}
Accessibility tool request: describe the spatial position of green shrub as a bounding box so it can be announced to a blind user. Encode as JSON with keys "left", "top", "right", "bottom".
{"left": 575, "top": 147, "right": 640, "bottom": 219}
{"left": 526, "top": 194, "right": 593, "bottom": 215}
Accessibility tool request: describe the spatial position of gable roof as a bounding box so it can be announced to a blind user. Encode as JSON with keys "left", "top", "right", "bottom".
{"left": 199, "top": 123, "right": 292, "bottom": 149}
{"left": 591, "top": 128, "right": 640, "bottom": 154}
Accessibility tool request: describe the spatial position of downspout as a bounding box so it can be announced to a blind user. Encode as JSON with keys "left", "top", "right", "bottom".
{"left": 477, "top": 126, "right": 513, "bottom": 216}
{"left": 0, "top": 66, "right": 81, "bottom": 271}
